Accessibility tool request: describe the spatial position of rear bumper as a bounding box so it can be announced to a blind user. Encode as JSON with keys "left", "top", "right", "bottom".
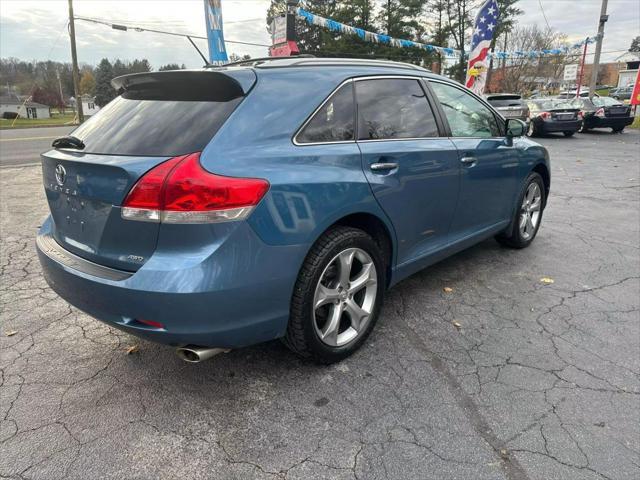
{"left": 36, "top": 216, "right": 307, "bottom": 348}
{"left": 585, "top": 116, "right": 634, "bottom": 129}
{"left": 540, "top": 120, "right": 581, "bottom": 133}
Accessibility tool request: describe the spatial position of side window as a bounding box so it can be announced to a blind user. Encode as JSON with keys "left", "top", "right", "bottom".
{"left": 296, "top": 83, "right": 355, "bottom": 144}
{"left": 355, "top": 78, "right": 438, "bottom": 140}
{"left": 430, "top": 82, "right": 501, "bottom": 138}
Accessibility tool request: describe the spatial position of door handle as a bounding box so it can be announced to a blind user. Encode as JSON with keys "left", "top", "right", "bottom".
{"left": 370, "top": 162, "right": 399, "bottom": 171}
{"left": 460, "top": 157, "right": 477, "bottom": 166}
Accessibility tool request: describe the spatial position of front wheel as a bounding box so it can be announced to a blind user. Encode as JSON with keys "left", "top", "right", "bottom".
{"left": 283, "top": 226, "right": 386, "bottom": 364}
{"left": 612, "top": 126, "right": 624, "bottom": 133}
{"left": 578, "top": 121, "right": 589, "bottom": 133}
{"left": 526, "top": 121, "right": 537, "bottom": 137}
{"left": 563, "top": 131, "right": 575, "bottom": 137}
{"left": 496, "top": 172, "right": 545, "bottom": 249}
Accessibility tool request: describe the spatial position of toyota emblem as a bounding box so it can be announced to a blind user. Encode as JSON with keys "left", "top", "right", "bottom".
{"left": 55, "top": 164, "right": 66, "bottom": 186}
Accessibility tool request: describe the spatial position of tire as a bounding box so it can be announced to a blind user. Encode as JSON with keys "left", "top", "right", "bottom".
{"left": 526, "top": 121, "right": 537, "bottom": 137}
{"left": 578, "top": 121, "right": 589, "bottom": 133}
{"left": 283, "top": 226, "right": 386, "bottom": 364}
{"left": 496, "top": 172, "right": 546, "bottom": 249}
{"left": 563, "top": 131, "right": 575, "bottom": 137}
{"left": 612, "top": 126, "right": 624, "bottom": 133}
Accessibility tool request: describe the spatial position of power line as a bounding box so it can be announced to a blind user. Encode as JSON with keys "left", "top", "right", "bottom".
{"left": 74, "top": 16, "right": 270, "bottom": 47}
{"left": 537, "top": 0, "right": 552, "bottom": 31}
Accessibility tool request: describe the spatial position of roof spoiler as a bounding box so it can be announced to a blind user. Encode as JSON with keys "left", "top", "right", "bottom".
{"left": 111, "top": 70, "right": 257, "bottom": 102}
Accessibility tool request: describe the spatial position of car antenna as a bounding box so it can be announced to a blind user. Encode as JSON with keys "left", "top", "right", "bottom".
{"left": 186, "top": 36, "right": 211, "bottom": 67}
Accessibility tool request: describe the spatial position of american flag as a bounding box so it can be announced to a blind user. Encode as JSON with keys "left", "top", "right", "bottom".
{"left": 465, "top": 0, "right": 500, "bottom": 94}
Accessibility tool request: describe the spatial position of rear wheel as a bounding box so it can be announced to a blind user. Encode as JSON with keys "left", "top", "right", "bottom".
{"left": 496, "top": 172, "right": 545, "bottom": 249}
{"left": 563, "top": 131, "right": 575, "bottom": 137}
{"left": 283, "top": 226, "right": 385, "bottom": 364}
{"left": 612, "top": 126, "right": 625, "bottom": 133}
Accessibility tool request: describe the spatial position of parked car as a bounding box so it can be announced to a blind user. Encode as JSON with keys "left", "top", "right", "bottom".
{"left": 570, "top": 96, "right": 634, "bottom": 133}
{"left": 556, "top": 89, "right": 599, "bottom": 99}
{"left": 609, "top": 84, "right": 633, "bottom": 102}
{"left": 37, "top": 58, "right": 550, "bottom": 364}
{"left": 485, "top": 93, "right": 530, "bottom": 124}
{"left": 526, "top": 99, "right": 582, "bottom": 137}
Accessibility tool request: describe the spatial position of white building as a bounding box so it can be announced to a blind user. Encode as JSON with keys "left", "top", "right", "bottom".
{"left": 80, "top": 95, "right": 100, "bottom": 116}
{"left": 0, "top": 95, "right": 50, "bottom": 119}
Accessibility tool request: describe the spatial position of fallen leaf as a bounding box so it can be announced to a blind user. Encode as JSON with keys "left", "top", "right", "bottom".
{"left": 540, "top": 277, "right": 554, "bottom": 284}
{"left": 126, "top": 345, "right": 139, "bottom": 355}
{"left": 500, "top": 449, "right": 509, "bottom": 458}
{"left": 5, "top": 330, "right": 17, "bottom": 337}
{"left": 443, "top": 287, "right": 454, "bottom": 293}
{"left": 452, "top": 321, "right": 462, "bottom": 330}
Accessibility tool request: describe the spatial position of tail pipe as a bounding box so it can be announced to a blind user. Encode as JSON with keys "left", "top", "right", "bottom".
{"left": 176, "top": 346, "right": 230, "bottom": 363}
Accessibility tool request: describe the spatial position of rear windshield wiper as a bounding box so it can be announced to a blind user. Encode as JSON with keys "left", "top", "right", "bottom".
{"left": 52, "top": 135, "right": 85, "bottom": 150}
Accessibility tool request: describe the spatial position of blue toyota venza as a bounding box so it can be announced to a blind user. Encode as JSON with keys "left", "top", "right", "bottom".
{"left": 37, "top": 57, "right": 550, "bottom": 364}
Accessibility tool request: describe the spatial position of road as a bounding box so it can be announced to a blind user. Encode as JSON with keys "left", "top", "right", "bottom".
{"left": 1, "top": 129, "right": 639, "bottom": 480}
{"left": 0, "top": 126, "right": 74, "bottom": 167}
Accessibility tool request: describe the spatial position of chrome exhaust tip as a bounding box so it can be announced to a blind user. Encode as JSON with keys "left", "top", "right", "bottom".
{"left": 176, "top": 346, "right": 229, "bottom": 363}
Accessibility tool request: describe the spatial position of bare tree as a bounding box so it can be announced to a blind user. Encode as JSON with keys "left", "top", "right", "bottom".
{"left": 499, "top": 25, "right": 580, "bottom": 94}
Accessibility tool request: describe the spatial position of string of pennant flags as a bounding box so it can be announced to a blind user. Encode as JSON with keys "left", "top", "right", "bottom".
{"left": 296, "top": 7, "right": 598, "bottom": 59}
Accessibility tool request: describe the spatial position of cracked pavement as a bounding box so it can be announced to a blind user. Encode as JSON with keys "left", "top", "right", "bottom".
{"left": 1, "top": 130, "right": 639, "bottom": 479}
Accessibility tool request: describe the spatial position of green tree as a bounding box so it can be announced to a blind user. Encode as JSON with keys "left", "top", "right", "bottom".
{"left": 158, "top": 63, "right": 186, "bottom": 71}
{"left": 94, "top": 58, "right": 115, "bottom": 107}
{"left": 630, "top": 36, "right": 640, "bottom": 52}
{"left": 444, "top": 0, "right": 480, "bottom": 82}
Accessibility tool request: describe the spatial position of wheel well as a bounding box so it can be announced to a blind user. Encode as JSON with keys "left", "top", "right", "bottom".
{"left": 334, "top": 213, "right": 394, "bottom": 284}
{"left": 532, "top": 163, "right": 550, "bottom": 204}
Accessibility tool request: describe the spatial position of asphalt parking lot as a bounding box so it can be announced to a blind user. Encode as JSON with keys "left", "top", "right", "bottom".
{"left": 1, "top": 129, "right": 639, "bottom": 480}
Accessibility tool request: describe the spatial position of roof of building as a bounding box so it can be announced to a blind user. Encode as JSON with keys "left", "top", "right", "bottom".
{"left": 0, "top": 95, "right": 49, "bottom": 108}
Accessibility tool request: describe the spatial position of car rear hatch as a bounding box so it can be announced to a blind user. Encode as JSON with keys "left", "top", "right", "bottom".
{"left": 549, "top": 108, "right": 580, "bottom": 121}
{"left": 486, "top": 95, "right": 527, "bottom": 118}
{"left": 41, "top": 69, "right": 256, "bottom": 272}
{"left": 603, "top": 104, "right": 631, "bottom": 117}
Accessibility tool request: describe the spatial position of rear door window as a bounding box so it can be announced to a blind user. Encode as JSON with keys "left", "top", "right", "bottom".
{"left": 296, "top": 83, "right": 355, "bottom": 144}
{"left": 355, "top": 78, "right": 438, "bottom": 140}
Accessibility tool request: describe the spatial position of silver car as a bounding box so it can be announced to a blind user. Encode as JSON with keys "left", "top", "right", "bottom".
{"left": 485, "top": 94, "right": 530, "bottom": 123}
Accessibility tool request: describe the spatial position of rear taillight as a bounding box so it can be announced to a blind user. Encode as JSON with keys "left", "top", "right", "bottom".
{"left": 121, "top": 152, "right": 269, "bottom": 224}
{"left": 595, "top": 108, "right": 605, "bottom": 118}
{"left": 539, "top": 112, "right": 551, "bottom": 119}
{"left": 577, "top": 111, "right": 584, "bottom": 119}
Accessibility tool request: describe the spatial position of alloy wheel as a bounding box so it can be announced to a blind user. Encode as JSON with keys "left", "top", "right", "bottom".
{"left": 313, "top": 248, "right": 378, "bottom": 347}
{"left": 519, "top": 182, "right": 542, "bottom": 241}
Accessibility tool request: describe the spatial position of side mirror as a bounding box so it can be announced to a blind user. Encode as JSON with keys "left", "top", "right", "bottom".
{"left": 506, "top": 118, "right": 526, "bottom": 138}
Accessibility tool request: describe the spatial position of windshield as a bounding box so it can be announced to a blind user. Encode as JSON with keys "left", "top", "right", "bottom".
{"left": 592, "top": 96, "right": 622, "bottom": 107}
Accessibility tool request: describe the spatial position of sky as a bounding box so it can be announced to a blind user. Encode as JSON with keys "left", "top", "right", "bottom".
{"left": 0, "top": 0, "right": 639, "bottom": 69}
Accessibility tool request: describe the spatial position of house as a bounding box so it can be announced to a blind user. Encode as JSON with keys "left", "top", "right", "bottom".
{"left": 615, "top": 51, "right": 640, "bottom": 87}
{"left": 80, "top": 94, "right": 100, "bottom": 116}
{"left": 0, "top": 94, "right": 50, "bottom": 119}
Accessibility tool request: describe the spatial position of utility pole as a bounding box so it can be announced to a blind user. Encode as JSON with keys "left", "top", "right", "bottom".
{"left": 588, "top": 0, "right": 608, "bottom": 99}
{"left": 56, "top": 68, "right": 64, "bottom": 111}
{"left": 68, "top": 0, "right": 84, "bottom": 123}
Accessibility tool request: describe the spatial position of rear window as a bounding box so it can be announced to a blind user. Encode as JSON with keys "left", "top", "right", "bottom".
{"left": 592, "top": 96, "right": 622, "bottom": 107}
{"left": 486, "top": 95, "right": 523, "bottom": 107}
{"left": 70, "top": 86, "right": 242, "bottom": 157}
